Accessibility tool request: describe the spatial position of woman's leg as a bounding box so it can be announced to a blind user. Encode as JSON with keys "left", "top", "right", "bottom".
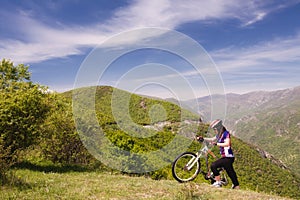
{"left": 211, "top": 158, "right": 225, "bottom": 183}
{"left": 223, "top": 157, "right": 239, "bottom": 187}
{"left": 211, "top": 158, "right": 224, "bottom": 176}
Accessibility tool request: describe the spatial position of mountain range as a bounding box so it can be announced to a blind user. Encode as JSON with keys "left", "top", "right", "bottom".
{"left": 182, "top": 86, "right": 300, "bottom": 177}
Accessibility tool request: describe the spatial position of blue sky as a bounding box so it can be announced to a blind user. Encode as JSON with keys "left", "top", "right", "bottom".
{"left": 1, "top": 0, "right": 300, "bottom": 99}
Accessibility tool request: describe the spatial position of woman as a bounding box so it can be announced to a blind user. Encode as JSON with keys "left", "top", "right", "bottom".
{"left": 198, "top": 119, "right": 240, "bottom": 189}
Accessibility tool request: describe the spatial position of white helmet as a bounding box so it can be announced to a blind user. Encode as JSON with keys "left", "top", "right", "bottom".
{"left": 210, "top": 119, "right": 223, "bottom": 130}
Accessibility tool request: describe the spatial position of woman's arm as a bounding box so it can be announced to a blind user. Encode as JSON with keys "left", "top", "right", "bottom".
{"left": 217, "top": 137, "right": 230, "bottom": 147}
{"left": 203, "top": 136, "right": 217, "bottom": 143}
{"left": 196, "top": 136, "right": 217, "bottom": 143}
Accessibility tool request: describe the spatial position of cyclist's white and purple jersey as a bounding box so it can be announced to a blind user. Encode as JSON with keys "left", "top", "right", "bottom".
{"left": 216, "top": 130, "right": 234, "bottom": 158}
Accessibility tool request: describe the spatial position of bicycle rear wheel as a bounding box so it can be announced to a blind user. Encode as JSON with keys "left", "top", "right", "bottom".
{"left": 220, "top": 170, "right": 228, "bottom": 186}
{"left": 172, "top": 152, "right": 201, "bottom": 183}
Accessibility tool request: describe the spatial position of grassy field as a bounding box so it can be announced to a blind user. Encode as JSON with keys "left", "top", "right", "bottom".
{"left": 0, "top": 169, "right": 293, "bottom": 200}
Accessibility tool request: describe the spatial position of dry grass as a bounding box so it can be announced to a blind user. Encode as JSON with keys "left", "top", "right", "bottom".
{"left": 0, "top": 169, "right": 293, "bottom": 200}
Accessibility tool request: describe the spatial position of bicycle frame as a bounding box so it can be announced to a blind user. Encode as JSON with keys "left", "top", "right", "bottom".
{"left": 185, "top": 144, "right": 209, "bottom": 171}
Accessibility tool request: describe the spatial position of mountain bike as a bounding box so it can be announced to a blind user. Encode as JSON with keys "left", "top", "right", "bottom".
{"left": 172, "top": 139, "right": 228, "bottom": 185}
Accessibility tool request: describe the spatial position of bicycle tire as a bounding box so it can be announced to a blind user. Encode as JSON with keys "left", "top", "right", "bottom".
{"left": 172, "top": 152, "right": 201, "bottom": 183}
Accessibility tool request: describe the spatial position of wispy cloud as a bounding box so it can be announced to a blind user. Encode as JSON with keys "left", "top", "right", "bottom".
{"left": 0, "top": 11, "right": 108, "bottom": 63}
{"left": 235, "top": 0, "right": 300, "bottom": 27}
{"left": 211, "top": 33, "right": 300, "bottom": 71}
{"left": 242, "top": 12, "right": 267, "bottom": 26}
{"left": 1, "top": 0, "right": 294, "bottom": 64}
{"left": 209, "top": 32, "right": 300, "bottom": 93}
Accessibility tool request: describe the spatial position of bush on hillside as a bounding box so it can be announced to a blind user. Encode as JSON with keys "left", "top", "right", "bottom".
{"left": 0, "top": 59, "right": 51, "bottom": 184}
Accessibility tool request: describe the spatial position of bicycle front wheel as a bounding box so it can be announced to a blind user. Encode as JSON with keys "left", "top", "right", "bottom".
{"left": 172, "top": 152, "right": 201, "bottom": 183}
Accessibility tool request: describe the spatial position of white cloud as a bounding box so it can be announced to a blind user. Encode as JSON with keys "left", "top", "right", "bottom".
{"left": 208, "top": 32, "right": 300, "bottom": 94}
{"left": 0, "top": 0, "right": 297, "bottom": 64}
{"left": 211, "top": 33, "right": 300, "bottom": 71}
{"left": 242, "top": 12, "right": 266, "bottom": 26}
{"left": 107, "top": 0, "right": 234, "bottom": 29}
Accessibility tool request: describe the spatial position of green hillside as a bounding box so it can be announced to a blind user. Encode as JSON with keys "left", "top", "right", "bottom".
{"left": 62, "top": 86, "right": 300, "bottom": 199}
{"left": 65, "top": 86, "right": 199, "bottom": 124}
{"left": 233, "top": 98, "right": 300, "bottom": 177}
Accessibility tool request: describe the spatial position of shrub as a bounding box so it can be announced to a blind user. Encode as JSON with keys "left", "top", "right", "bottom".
{"left": 39, "top": 94, "right": 94, "bottom": 165}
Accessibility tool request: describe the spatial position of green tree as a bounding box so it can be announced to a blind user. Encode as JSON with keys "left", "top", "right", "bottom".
{"left": 0, "top": 59, "right": 30, "bottom": 89}
{"left": 0, "top": 59, "right": 50, "bottom": 183}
